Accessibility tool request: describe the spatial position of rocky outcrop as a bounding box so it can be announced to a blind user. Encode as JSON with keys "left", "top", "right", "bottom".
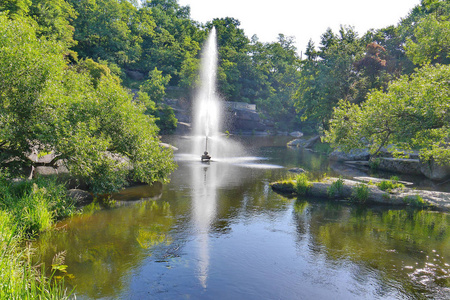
{"left": 271, "top": 177, "right": 450, "bottom": 211}
{"left": 226, "top": 108, "right": 266, "bottom": 131}
{"left": 376, "top": 158, "right": 422, "bottom": 175}
{"left": 329, "top": 148, "right": 450, "bottom": 181}
{"left": 419, "top": 159, "right": 450, "bottom": 180}
{"left": 287, "top": 135, "right": 321, "bottom": 149}
{"left": 329, "top": 149, "right": 370, "bottom": 162}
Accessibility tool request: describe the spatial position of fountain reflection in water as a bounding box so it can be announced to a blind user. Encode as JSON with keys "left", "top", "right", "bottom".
{"left": 191, "top": 27, "right": 219, "bottom": 289}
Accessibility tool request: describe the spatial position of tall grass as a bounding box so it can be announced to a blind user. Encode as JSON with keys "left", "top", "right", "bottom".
{"left": 0, "top": 171, "right": 75, "bottom": 299}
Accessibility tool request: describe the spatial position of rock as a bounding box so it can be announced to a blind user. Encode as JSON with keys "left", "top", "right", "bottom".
{"left": 271, "top": 177, "right": 450, "bottom": 211}
{"left": 344, "top": 161, "right": 370, "bottom": 167}
{"left": 270, "top": 182, "right": 296, "bottom": 195}
{"left": 159, "top": 143, "right": 178, "bottom": 151}
{"left": 290, "top": 131, "right": 303, "bottom": 138}
{"left": 376, "top": 158, "right": 422, "bottom": 175}
{"left": 175, "top": 122, "right": 191, "bottom": 135}
{"left": 287, "top": 139, "right": 303, "bottom": 147}
{"left": 67, "top": 189, "right": 94, "bottom": 207}
{"left": 419, "top": 159, "right": 450, "bottom": 181}
{"left": 329, "top": 149, "right": 370, "bottom": 161}
{"left": 287, "top": 135, "right": 321, "bottom": 149}
{"left": 353, "top": 176, "right": 414, "bottom": 186}
{"left": 288, "top": 168, "right": 306, "bottom": 174}
{"left": 125, "top": 70, "right": 145, "bottom": 81}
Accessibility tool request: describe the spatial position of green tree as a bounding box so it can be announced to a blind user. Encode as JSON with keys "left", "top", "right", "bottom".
{"left": 140, "top": 68, "right": 172, "bottom": 104}
{"left": 294, "top": 26, "right": 364, "bottom": 130}
{"left": 406, "top": 14, "right": 450, "bottom": 65}
{"left": 0, "top": 16, "right": 176, "bottom": 194}
{"left": 324, "top": 64, "right": 450, "bottom": 165}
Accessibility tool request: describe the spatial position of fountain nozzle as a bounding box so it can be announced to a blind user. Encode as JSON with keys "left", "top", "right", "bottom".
{"left": 201, "top": 136, "right": 211, "bottom": 162}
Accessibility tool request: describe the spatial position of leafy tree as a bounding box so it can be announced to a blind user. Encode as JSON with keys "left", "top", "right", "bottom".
{"left": 140, "top": 68, "right": 172, "bottom": 104}
{"left": 0, "top": 0, "right": 30, "bottom": 17}
{"left": 294, "top": 26, "right": 364, "bottom": 129}
{"left": 324, "top": 64, "right": 450, "bottom": 165}
{"left": 0, "top": 16, "right": 176, "bottom": 194}
{"left": 138, "top": 68, "right": 177, "bottom": 134}
{"left": 406, "top": 14, "right": 450, "bottom": 65}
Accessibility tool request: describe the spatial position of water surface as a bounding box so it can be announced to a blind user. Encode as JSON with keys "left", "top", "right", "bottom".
{"left": 35, "top": 136, "right": 450, "bottom": 299}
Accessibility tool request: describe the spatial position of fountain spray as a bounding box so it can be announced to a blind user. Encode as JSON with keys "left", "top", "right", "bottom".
{"left": 194, "top": 27, "right": 219, "bottom": 162}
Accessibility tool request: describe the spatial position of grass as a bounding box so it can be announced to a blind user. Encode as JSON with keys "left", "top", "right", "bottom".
{"left": 0, "top": 170, "right": 76, "bottom": 299}
{"left": 376, "top": 176, "right": 405, "bottom": 192}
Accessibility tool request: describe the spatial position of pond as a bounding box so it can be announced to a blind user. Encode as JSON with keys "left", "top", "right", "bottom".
{"left": 35, "top": 136, "right": 449, "bottom": 299}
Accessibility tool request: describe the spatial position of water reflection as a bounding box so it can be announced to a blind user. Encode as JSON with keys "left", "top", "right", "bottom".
{"left": 191, "top": 164, "right": 216, "bottom": 288}
{"left": 292, "top": 201, "right": 450, "bottom": 299}
{"left": 32, "top": 136, "right": 450, "bottom": 299}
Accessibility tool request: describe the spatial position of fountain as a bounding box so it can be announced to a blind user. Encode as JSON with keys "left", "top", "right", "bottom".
{"left": 192, "top": 27, "right": 220, "bottom": 161}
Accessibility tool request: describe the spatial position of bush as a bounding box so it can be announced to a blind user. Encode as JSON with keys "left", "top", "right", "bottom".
{"left": 376, "top": 179, "right": 404, "bottom": 192}
{"left": 327, "top": 177, "right": 344, "bottom": 198}
{"left": 352, "top": 183, "right": 369, "bottom": 203}
{"left": 295, "top": 173, "right": 313, "bottom": 196}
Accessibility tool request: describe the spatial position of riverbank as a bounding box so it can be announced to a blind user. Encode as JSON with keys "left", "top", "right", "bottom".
{"left": 0, "top": 174, "right": 75, "bottom": 299}
{"left": 271, "top": 175, "right": 450, "bottom": 211}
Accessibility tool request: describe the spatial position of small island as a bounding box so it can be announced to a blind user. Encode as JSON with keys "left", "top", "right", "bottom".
{"left": 271, "top": 174, "right": 450, "bottom": 211}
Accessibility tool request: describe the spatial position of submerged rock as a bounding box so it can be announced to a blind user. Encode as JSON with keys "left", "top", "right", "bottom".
{"left": 288, "top": 168, "right": 306, "bottom": 174}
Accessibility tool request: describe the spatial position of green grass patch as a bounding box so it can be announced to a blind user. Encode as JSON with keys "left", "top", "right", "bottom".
{"left": 376, "top": 177, "right": 404, "bottom": 192}
{"left": 0, "top": 171, "right": 76, "bottom": 299}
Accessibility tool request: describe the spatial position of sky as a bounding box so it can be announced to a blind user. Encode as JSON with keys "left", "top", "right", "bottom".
{"left": 177, "top": 0, "right": 422, "bottom": 53}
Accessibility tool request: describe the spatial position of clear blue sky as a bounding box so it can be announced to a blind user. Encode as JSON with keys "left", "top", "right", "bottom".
{"left": 178, "top": 0, "right": 422, "bottom": 53}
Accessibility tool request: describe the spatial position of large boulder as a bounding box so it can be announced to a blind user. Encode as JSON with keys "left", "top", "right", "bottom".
{"left": 420, "top": 159, "right": 450, "bottom": 180}
{"left": 376, "top": 158, "right": 422, "bottom": 175}
{"left": 329, "top": 149, "right": 370, "bottom": 162}
{"left": 287, "top": 135, "right": 321, "bottom": 149}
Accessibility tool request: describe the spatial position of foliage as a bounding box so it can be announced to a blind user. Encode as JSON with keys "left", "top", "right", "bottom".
{"left": 403, "top": 194, "right": 427, "bottom": 208}
{"left": 324, "top": 64, "right": 450, "bottom": 165}
{"left": 406, "top": 14, "right": 450, "bottom": 65}
{"left": 0, "top": 16, "right": 176, "bottom": 194}
{"left": 376, "top": 179, "right": 405, "bottom": 192}
{"left": 327, "top": 177, "right": 344, "bottom": 198}
{"left": 294, "top": 26, "right": 365, "bottom": 129}
{"left": 295, "top": 173, "right": 313, "bottom": 196}
{"left": 140, "top": 68, "right": 172, "bottom": 104}
{"left": 352, "top": 183, "right": 369, "bottom": 203}
{"left": 0, "top": 171, "right": 75, "bottom": 235}
{"left": 0, "top": 172, "right": 74, "bottom": 299}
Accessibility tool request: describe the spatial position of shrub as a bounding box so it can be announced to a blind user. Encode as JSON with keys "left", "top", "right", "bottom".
{"left": 404, "top": 195, "right": 427, "bottom": 208}
{"left": 327, "top": 177, "right": 344, "bottom": 198}
{"left": 377, "top": 179, "right": 404, "bottom": 192}
{"left": 352, "top": 183, "right": 369, "bottom": 203}
{"left": 295, "top": 173, "right": 313, "bottom": 196}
